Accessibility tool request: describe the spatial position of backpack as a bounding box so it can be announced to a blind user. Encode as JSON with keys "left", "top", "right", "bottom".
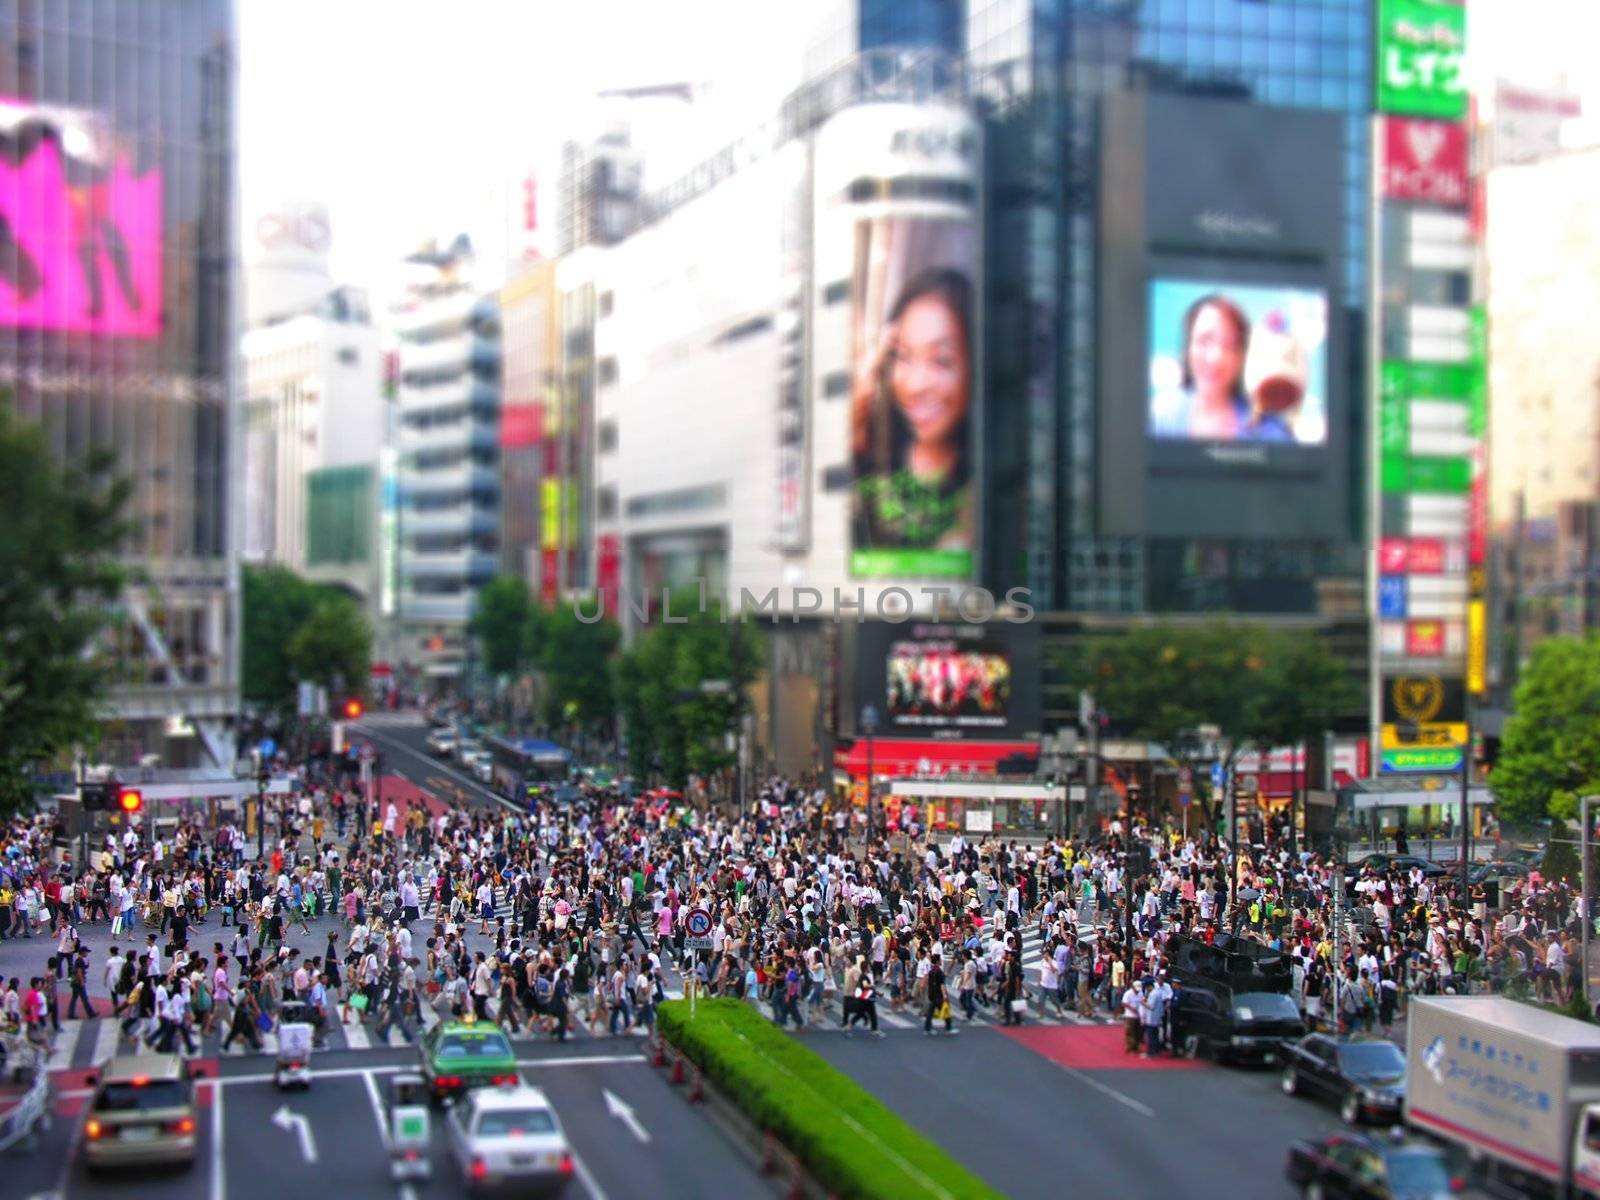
{"left": 534, "top": 974, "right": 553, "bottom": 1004}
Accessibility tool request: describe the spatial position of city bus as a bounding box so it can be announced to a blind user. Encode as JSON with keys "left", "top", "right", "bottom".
{"left": 486, "top": 736, "right": 570, "bottom": 801}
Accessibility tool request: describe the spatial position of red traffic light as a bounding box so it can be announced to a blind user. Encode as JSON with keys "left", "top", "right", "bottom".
{"left": 343, "top": 698, "right": 364, "bottom": 720}
{"left": 116, "top": 788, "right": 142, "bottom": 814}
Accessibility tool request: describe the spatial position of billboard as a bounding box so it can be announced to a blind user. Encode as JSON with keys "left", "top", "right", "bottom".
{"left": 887, "top": 637, "right": 1011, "bottom": 731}
{"left": 1147, "top": 279, "right": 1329, "bottom": 446}
{"left": 849, "top": 216, "right": 977, "bottom": 579}
{"left": 0, "top": 99, "right": 162, "bottom": 337}
{"left": 1376, "top": 0, "right": 1468, "bottom": 120}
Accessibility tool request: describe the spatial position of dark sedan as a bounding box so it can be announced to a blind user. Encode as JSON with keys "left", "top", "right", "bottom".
{"left": 1466, "top": 859, "right": 1532, "bottom": 886}
{"left": 1285, "top": 1131, "right": 1459, "bottom": 1199}
{"left": 1344, "top": 854, "right": 1448, "bottom": 879}
{"left": 1280, "top": 1034, "right": 1406, "bottom": 1125}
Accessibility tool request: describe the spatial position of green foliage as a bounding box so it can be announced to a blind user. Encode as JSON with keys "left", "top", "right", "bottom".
{"left": 286, "top": 594, "right": 371, "bottom": 696}
{"left": 613, "top": 592, "right": 763, "bottom": 787}
{"left": 1061, "top": 622, "right": 1358, "bottom": 821}
{"left": 1494, "top": 635, "right": 1600, "bottom": 825}
{"left": 0, "top": 406, "right": 129, "bottom": 815}
{"left": 242, "top": 565, "right": 372, "bottom": 712}
{"left": 469, "top": 575, "right": 533, "bottom": 677}
{"left": 1542, "top": 819, "right": 1582, "bottom": 884}
{"left": 536, "top": 599, "right": 620, "bottom": 733}
{"left": 658, "top": 998, "right": 1001, "bottom": 1200}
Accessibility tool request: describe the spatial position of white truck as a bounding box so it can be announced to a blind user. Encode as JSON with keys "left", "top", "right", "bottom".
{"left": 1408, "top": 995, "right": 1600, "bottom": 1198}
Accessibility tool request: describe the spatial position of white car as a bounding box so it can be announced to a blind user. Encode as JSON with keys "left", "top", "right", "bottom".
{"left": 445, "top": 1083, "right": 573, "bottom": 1195}
{"left": 470, "top": 752, "right": 494, "bottom": 784}
{"left": 426, "top": 730, "right": 456, "bottom": 758}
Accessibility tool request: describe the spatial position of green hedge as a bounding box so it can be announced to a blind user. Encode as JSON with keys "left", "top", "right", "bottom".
{"left": 658, "top": 998, "right": 1001, "bottom": 1200}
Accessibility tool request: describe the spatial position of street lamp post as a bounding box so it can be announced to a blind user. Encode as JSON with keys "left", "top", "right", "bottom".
{"left": 861, "top": 705, "right": 880, "bottom": 846}
{"left": 1583, "top": 795, "right": 1598, "bottom": 1014}
{"left": 255, "top": 758, "right": 269, "bottom": 862}
{"left": 1459, "top": 715, "right": 1473, "bottom": 897}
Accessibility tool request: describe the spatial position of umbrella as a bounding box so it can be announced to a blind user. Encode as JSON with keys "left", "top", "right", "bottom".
{"left": 1239, "top": 886, "right": 1262, "bottom": 902}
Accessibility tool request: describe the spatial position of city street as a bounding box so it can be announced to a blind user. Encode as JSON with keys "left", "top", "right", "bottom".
{"left": 9, "top": 1041, "right": 771, "bottom": 1200}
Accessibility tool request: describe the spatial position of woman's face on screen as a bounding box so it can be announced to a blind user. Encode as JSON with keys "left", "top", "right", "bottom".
{"left": 1187, "top": 302, "right": 1245, "bottom": 400}
{"left": 890, "top": 294, "right": 969, "bottom": 446}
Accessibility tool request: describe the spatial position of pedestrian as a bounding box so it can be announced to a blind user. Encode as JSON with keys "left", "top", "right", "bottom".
{"left": 923, "top": 953, "right": 955, "bottom": 1035}
{"left": 66, "top": 951, "right": 96, "bottom": 1019}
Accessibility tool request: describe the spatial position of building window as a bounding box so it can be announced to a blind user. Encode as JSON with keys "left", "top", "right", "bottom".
{"left": 719, "top": 315, "right": 773, "bottom": 344}
{"left": 598, "top": 485, "right": 618, "bottom": 520}
{"left": 821, "top": 464, "right": 852, "bottom": 492}
{"left": 336, "top": 346, "right": 359, "bottom": 366}
{"left": 598, "top": 420, "right": 618, "bottom": 453}
{"left": 599, "top": 290, "right": 615, "bottom": 318}
{"left": 822, "top": 371, "right": 850, "bottom": 398}
{"left": 822, "top": 279, "right": 850, "bottom": 306}
{"left": 624, "top": 483, "right": 727, "bottom": 518}
{"left": 598, "top": 356, "right": 619, "bottom": 386}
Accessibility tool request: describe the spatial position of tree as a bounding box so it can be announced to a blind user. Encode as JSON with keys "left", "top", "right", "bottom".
{"left": 538, "top": 600, "right": 621, "bottom": 735}
{"left": 1493, "top": 634, "right": 1600, "bottom": 826}
{"left": 286, "top": 594, "right": 372, "bottom": 697}
{"left": 0, "top": 405, "right": 128, "bottom": 814}
{"left": 613, "top": 593, "right": 764, "bottom": 790}
{"left": 470, "top": 575, "right": 533, "bottom": 678}
{"left": 1065, "top": 622, "right": 1360, "bottom": 829}
{"left": 243, "top": 564, "right": 372, "bottom": 714}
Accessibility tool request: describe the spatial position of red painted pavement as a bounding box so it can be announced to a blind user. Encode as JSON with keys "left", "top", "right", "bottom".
{"left": 375, "top": 773, "right": 448, "bottom": 818}
{"left": 998, "top": 1024, "right": 1209, "bottom": 1071}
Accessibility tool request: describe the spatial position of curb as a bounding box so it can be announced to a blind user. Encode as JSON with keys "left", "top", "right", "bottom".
{"left": 651, "top": 1030, "right": 831, "bottom": 1200}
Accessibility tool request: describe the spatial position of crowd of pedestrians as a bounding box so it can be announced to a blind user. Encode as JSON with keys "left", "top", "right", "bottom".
{"left": 0, "top": 745, "right": 1590, "bottom": 1068}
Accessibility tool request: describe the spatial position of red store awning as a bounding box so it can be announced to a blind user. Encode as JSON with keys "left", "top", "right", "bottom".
{"left": 833, "top": 738, "right": 1040, "bottom": 779}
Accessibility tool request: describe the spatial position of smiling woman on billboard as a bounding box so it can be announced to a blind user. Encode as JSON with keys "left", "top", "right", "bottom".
{"left": 850, "top": 217, "right": 975, "bottom": 578}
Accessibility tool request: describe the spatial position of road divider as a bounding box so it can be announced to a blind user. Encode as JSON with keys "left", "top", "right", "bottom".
{"left": 657, "top": 999, "right": 1000, "bottom": 1200}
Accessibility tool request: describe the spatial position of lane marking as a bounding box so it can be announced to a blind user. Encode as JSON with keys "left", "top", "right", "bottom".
{"left": 358, "top": 726, "right": 521, "bottom": 815}
{"left": 211, "top": 1071, "right": 227, "bottom": 1200}
{"left": 1043, "top": 1062, "right": 1155, "bottom": 1118}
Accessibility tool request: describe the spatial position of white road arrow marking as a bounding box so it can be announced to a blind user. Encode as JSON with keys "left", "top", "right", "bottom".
{"left": 271, "top": 1104, "right": 319, "bottom": 1163}
{"left": 603, "top": 1088, "right": 650, "bottom": 1144}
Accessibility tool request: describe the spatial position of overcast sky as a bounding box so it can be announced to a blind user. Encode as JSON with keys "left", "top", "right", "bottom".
{"left": 237, "top": 0, "right": 1599, "bottom": 304}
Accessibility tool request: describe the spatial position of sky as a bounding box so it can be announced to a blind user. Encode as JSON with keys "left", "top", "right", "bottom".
{"left": 237, "top": 0, "right": 1600, "bottom": 305}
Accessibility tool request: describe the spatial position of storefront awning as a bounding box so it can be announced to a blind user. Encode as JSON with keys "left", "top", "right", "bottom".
{"left": 833, "top": 738, "right": 1040, "bottom": 779}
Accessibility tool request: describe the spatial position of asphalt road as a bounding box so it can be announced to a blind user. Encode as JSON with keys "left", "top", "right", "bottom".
{"left": 353, "top": 716, "right": 514, "bottom": 817}
{"left": 807, "top": 1024, "right": 1346, "bottom": 1200}
{"left": 12, "top": 1042, "right": 773, "bottom": 1200}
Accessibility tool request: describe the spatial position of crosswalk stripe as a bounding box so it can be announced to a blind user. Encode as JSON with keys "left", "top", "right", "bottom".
{"left": 48, "top": 1020, "right": 81, "bottom": 1071}
{"left": 344, "top": 1020, "right": 371, "bottom": 1050}
{"left": 92, "top": 1018, "right": 120, "bottom": 1065}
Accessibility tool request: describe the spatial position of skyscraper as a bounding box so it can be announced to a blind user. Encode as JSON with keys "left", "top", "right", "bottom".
{"left": 0, "top": 1, "right": 240, "bottom": 769}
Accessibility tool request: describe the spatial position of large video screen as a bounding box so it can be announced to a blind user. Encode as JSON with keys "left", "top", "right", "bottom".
{"left": 849, "top": 216, "right": 976, "bottom": 579}
{"left": 0, "top": 98, "right": 162, "bottom": 338}
{"left": 886, "top": 638, "right": 1010, "bottom": 730}
{"left": 1147, "top": 279, "right": 1328, "bottom": 447}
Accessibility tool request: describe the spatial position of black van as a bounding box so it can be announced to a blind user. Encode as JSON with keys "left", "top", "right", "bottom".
{"left": 1172, "top": 985, "right": 1306, "bottom": 1065}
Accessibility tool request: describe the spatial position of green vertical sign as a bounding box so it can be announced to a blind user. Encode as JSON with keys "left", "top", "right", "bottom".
{"left": 1376, "top": 0, "right": 1468, "bottom": 119}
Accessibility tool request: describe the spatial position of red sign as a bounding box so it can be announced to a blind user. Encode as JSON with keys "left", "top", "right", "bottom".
{"left": 1406, "top": 621, "right": 1445, "bottom": 657}
{"left": 1379, "top": 537, "right": 1409, "bottom": 573}
{"left": 1381, "top": 117, "right": 1469, "bottom": 205}
{"left": 500, "top": 403, "right": 543, "bottom": 450}
{"left": 597, "top": 534, "right": 621, "bottom": 620}
{"left": 540, "top": 547, "right": 559, "bottom": 609}
{"left": 1407, "top": 538, "right": 1445, "bottom": 574}
{"left": 1469, "top": 445, "right": 1488, "bottom": 565}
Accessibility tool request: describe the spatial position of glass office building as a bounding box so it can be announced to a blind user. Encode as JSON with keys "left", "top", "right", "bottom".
{"left": 969, "top": 0, "right": 1372, "bottom": 619}
{"left": 0, "top": 0, "right": 239, "bottom": 766}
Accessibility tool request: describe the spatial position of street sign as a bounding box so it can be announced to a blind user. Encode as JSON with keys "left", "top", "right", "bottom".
{"left": 360, "top": 743, "right": 375, "bottom": 762}
{"left": 258, "top": 738, "right": 277, "bottom": 759}
{"left": 1210, "top": 763, "right": 1225, "bottom": 791}
{"left": 685, "top": 906, "right": 714, "bottom": 951}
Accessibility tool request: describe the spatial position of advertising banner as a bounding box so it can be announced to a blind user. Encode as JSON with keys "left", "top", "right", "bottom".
{"left": 1147, "top": 279, "right": 1329, "bottom": 446}
{"left": 1381, "top": 116, "right": 1469, "bottom": 204}
{"left": 1376, "top": 0, "right": 1468, "bottom": 120}
{"left": 1381, "top": 673, "right": 1466, "bottom": 727}
{"left": 1406, "top": 620, "right": 1445, "bottom": 657}
{"left": 886, "top": 634, "right": 1011, "bottom": 732}
{"left": 1466, "top": 598, "right": 1487, "bottom": 694}
{"left": 0, "top": 99, "right": 162, "bottom": 337}
{"left": 850, "top": 216, "right": 977, "bottom": 579}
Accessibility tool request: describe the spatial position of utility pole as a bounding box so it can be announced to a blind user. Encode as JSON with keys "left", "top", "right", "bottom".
{"left": 1459, "top": 705, "right": 1473, "bottom": 896}
{"left": 861, "top": 705, "right": 879, "bottom": 847}
{"left": 1583, "top": 795, "right": 1597, "bottom": 1013}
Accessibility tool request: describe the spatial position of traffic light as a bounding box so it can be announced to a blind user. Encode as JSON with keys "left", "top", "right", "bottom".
{"left": 116, "top": 788, "right": 142, "bottom": 814}
{"left": 342, "top": 697, "right": 364, "bottom": 720}
{"left": 80, "top": 782, "right": 106, "bottom": 811}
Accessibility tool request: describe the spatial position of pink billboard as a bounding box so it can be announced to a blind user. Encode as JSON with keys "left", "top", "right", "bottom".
{"left": 0, "top": 99, "right": 161, "bottom": 337}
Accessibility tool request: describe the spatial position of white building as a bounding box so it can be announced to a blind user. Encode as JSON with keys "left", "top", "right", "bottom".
{"left": 390, "top": 236, "right": 502, "bottom": 680}
{"left": 242, "top": 285, "right": 383, "bottom": 575}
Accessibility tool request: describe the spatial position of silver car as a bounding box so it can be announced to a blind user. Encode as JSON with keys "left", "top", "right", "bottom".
{"left": 445, "top": 1083, "right": 573, "bottom": 1195}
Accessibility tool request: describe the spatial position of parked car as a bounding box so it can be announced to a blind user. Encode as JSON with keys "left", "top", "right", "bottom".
{"left": 445, "top": 1083, "right": 573, "bottom": 1195}
{"left": 1280, "top": 1034, "right": 1407, "bottom": 1126}
{"left": 1344, "top": 854, "right": 1449, "bottom": 879}
{"left": 1173, "top": 987, "right": 1305, "bottom": 1065}
{"left": 1285, "top": 1131, "right": 1459, "bottom": 1199}
{"left": 1466, "top": 859, "right": 1532, "bottom": 886}
{"left": 426, "top": 730, "right": 457, "bottom": 758}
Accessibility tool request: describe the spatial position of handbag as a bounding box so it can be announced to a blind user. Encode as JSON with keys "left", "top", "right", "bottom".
{"left": 350, "top": 992, "right": 370, "bottom": 1013}
{"left": 255, "top": 1012, "right": 274, "bottom": 1033}
{"left": 1010, "top": 998, "right": 1028, "bottom": 1014}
